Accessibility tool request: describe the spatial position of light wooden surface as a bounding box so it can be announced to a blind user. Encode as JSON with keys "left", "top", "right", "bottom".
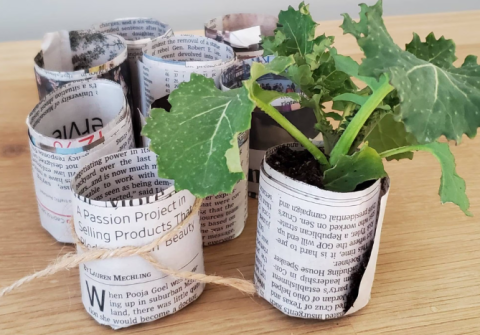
{"left": 1, "top": 10, "right": 480, "bottom": 335}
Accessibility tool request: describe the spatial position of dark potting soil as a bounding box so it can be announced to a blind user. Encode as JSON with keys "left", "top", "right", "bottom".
{"left": 266, "top": 146, "right": 375, "bottom": 191}
{"left": 266, "top": 146, "right": 325, "bottom": 189}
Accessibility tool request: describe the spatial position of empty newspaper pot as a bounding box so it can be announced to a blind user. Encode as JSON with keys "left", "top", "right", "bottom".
{"left": 205, "top": 13, "right": 277, "bottom": 59}
{"left": 93, "top": 18, "right": 173, "bottom": 119}
{"left": 71, "top": 148, "right": 205, "bottom": 329}
{"left": 254, "top": 143, "right": 390, "bottom": 319}
{"left": 27, "top": 79, "right": 134, "bottom": 243}
{"left": 221, "top": 58, "right": 319, "bottom": 198}
{"left": 33, "top": 30, "right": 141, "bottom": 145}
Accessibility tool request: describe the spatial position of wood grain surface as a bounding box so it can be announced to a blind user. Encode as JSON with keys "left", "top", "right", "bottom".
{"left": 1, "top": 10, "right": 480, "bottom": 335}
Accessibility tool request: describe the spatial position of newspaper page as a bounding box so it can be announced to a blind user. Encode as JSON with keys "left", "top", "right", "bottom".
{"left": 93, "top": 18, "right": 173, "bottom": 119}
{"left": 27, "top": 79, "right": 135, "bottom": 243}
{"left": 138, "top": 35, "right": 236, "bottom": 116}
{"left": 221, "top": 57, "right": 319, "bottom": 198}
{"left": 254, "top": 143, "right": 390, "bottom": 319}
{"left": 71, "top": 148, "right": 205, "bottom": 329}
{"left": 205, "top": 14, "right": 277, "bottom": 59}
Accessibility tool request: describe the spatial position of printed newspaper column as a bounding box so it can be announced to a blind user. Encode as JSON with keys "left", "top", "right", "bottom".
{"left": 93, "top": 18, "right": 173, "bottom": 119}
{"left": 205, "top": 14, "right": 277, "bottom": 59}
{"left": 27, "top": 79, "right": 134, "bottom": 243}
{"left": 221, "top": 58, "right": 319, "bottom": 198}
{"left": 139, "top": 35, "right": 236, "bottom": 116}
{"left": 254, "top": 143, "right": 390, "bottom": 319}
{"left": 71, "top": 148, "right": 205, "bottom": 329}
{"left": 33, "top": 30, "right": 141, "bottom": 145}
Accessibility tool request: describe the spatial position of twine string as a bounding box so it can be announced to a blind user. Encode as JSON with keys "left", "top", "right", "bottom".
{"left": 0, "top": 198, "right": 255, "bottom": 297}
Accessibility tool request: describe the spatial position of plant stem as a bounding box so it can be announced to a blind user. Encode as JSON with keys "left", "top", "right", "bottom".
{"left": 379, "top": 145, "right": 423, "bottom": 158}
{"left": 329, "top": 79, "right": 394, "bottom": 165}
{"left": 254, "top": 97, "right": 331, "bottom": 170}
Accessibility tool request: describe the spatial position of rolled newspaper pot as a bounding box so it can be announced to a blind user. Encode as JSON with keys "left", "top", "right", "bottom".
{"left": 139, "top": 35, "right": 235, "bottom": 116}
{"left": 93, "top": 18, "right": 173, "bottom": 119}
{"left": 34, "top": 30, "right": 130, "bottom": 100}
{"left": 33, "top": 30, "right": 142, "bottom": 145}
{"left": 254, "top": 143, "right": 390, "bottom": 319}
{"left": 28, "top": 79, "right": 134, "bottom": 243}
{"left": 221, "top": 56, "right": 319, "bottom": 198}
{"left": 205, "top": 14, "right": 277, "bottom": 59}
{"left": 71, "top": 148, "right": 205, "bottom": 329}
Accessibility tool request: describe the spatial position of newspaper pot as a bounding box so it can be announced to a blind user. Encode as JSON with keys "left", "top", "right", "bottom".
{"left": 221, "top": 60, "right": 319, "bottom": 198}
{"left": 139, "top": 35, "right": 235, "bottom": 116}
{"left": 71, "top": 148, "right": 205, "bottom": 329}
{"left": 33, "top": 30, "right": 141, "bottom": 146}
{"left": 93, "top": 18, "right": 172, "bottom": 119}
{"left": 254, "top": 143, "right": 390, "bottom": 319}
{"left": 204, "top": 13, "right": 277, "bottom": 59}
{"left": 27, "top": 79, "right": 135, "bottom": 243}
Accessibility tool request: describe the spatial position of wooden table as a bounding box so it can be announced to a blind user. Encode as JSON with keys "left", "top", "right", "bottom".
{"left": 1, "top": 11, "right": 480, "bottom": 335}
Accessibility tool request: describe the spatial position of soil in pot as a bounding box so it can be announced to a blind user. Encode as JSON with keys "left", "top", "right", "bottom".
{"left": 266, "top": 146, "right": 375, "bottom": 191}
{"left": 266, "top": 146, "right": 324, "bottom": 189}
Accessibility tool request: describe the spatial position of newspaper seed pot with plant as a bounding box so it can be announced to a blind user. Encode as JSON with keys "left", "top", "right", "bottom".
{"left": 143, "top": 0, "right": 476, "bottom": 319}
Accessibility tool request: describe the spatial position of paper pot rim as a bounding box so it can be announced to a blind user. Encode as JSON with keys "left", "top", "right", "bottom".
{"left": 34, "top": 31, "right": 128, "bottom": 78}
{"left": 142, "top": 35, "right": 235, "bottom": 66}
{"left": 93, "top": 17, "right": 172, "bottom": 46}
{"left": 262, "top": 142, "right": 383, "bottom": 200}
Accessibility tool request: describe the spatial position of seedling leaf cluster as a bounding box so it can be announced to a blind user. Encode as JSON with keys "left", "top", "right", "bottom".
{"left": 143, "top": 0, "right": 475, "bottom": 215}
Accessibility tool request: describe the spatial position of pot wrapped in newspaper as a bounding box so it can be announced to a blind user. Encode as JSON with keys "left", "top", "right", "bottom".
{"left": 32, "top": 30, "right": 142, "bottom": 145}
{"left": 205, "top": 13, "right": 277, "bottom": 59}
{"left": 34, "top": 30, "right": 130, "bottom": 100}
{"left": 138, "top": 35, "right": 235, "bottom": 117}
{"left": 221, "top": 56, "right": 319, "bottom": 198}
{"left": 93, "top": 18, "right": 173, "bottom": 118}
{"left": 254, "top": 143, "right": 390, "bottom": 319}
{"left": 71, "top": 148, "right": 205, "bottom": 329}
{"left": 27, "top": 79, "right": 134, "bottom": 243}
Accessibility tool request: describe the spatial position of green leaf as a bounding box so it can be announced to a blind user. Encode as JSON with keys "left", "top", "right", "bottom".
{"left": 285, "top": 64, "right": 315, "bottom": 95}
{"left": 366, "top": 113, "right": 417, "bottom": 161}
{"left": 305, "top": 35, "right": 334, "bottom": 70}
{"left": 248, "top": 55, "right": 295, "bottom": 82}
{"left": 405, "top": 33, "right": 457, "bottom": 69}
{"left": 262, "top": 31, "right": 286, "bottom": 56}
{"left": 142, "top": 74, "right": 255, "bottom": 198}
{"left": 380, "top": 142, "right": 471, "bottom": 215}
{"left": 323, "top": 144, "right": 387, "bottom": 192}
{"left": 342, "top": 0, "right": 480, "bottom": 144}
{"left": 273, "top": 2, "right": 318, "bottom": 58}
{"left": 331, "top": 50, "right": 381, "bottom": 91}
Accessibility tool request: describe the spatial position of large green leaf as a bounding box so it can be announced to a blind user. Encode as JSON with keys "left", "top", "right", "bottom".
{"left": 323, "top": 144, "right": 387, "bottom": 192}
{"left": 342, "top": 0, "right": 480, "bottom": 144}
{"left": 405, "top": 33, "right": 457, "bottom": 69}
{"left": 142, "top": 74, "right": 255, "bottom": 198}
{"left": 263, "top": 2, "right": 317, "bottom": 58}
{"left": 366, "top": 113, "right": 417, "bottom": 161}
{"left": 380, "top": 142, "right": 471, "bottom": 215}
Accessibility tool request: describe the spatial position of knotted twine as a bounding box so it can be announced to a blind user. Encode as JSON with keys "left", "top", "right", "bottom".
{"left": 0, "top": 198, "right": 256, "bottom": 297}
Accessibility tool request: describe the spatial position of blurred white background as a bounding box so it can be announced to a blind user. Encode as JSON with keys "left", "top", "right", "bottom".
{"left": 0, "top": 0, "right": 479, "bottom": 42}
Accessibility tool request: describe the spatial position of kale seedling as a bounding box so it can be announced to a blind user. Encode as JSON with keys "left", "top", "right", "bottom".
{"left": 143, "top": 0, "right": 475, "bottom": 215}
